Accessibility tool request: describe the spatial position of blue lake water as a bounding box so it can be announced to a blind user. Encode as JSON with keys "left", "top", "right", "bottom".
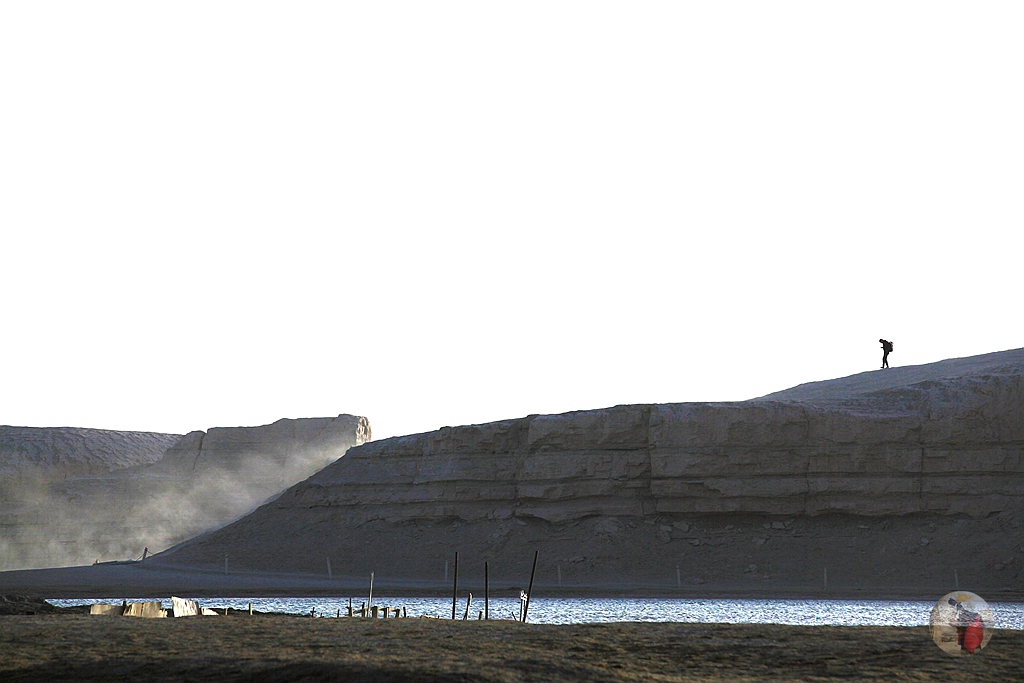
{"left": 49, "top": 597, "right": 1024, "bottom": 629}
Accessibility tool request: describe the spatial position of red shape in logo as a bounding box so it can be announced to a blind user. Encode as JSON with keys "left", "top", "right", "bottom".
{"left": 960, "top": 616, "right": 984, "bottom": 654}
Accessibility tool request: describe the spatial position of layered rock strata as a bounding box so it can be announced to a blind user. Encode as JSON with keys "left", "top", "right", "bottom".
{"left": 158, "top": 350, "right": 1024, "bottom": 595}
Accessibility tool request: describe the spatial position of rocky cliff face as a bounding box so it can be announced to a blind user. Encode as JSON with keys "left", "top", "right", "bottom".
{"left": 279, "top": 379, "right": 1022, "bottom": 523}
{"left": 0, "top": 415, "right": 370, "bottom": 570}
{"left": 148, "top": 415, "right": 371, "bottom": 481}
{"left": 158, "top": 350, "right": 1024, "bottom": 597}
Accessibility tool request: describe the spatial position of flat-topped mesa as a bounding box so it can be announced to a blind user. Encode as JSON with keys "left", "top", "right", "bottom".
{"left": 0, "top": 426, "right": 182, "bottom": 481}
{"left": 148, "top": 414, "right": 372, "bottom": 481}
{"left": 280, "top": 354, "right": 1023, "bottom": 523}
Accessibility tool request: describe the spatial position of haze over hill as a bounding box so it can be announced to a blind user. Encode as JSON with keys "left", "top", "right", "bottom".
{"left": 0, "top": 415, "right": 370, "bottom": 571}
{"left": 155, "top": 348, "right": 1024, "bottom": 598}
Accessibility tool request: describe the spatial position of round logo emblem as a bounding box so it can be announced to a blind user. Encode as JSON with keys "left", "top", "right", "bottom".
{"left": 929, "top": 592, "right": 993, "bottom": 656}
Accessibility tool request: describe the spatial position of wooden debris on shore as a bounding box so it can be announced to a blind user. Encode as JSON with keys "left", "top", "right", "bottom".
{"left": 89, "top": 602, "right": 167, "bottom": 618}
{"left": 87, "top": 597, "right": 223, "bottom": 618}
{"left": 343, "top": 602, "right": 406, "bottom": 618}
{"left": 171, "top": 596, "right": 200, "bottom": 618}
{"left": 123, "top": 602, "right": 166, "bottom": 618}
{"left": 88, "top": 604, "right": 123, "bottom": 616}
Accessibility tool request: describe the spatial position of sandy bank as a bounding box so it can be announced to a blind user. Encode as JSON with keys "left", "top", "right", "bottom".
{"left": 2, "top": 562, "right": 1022, "bottom": 601}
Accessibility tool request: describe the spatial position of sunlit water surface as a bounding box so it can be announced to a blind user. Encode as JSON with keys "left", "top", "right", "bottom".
{"left": 50, "top": 597, "right": 1024, "bottom": 629}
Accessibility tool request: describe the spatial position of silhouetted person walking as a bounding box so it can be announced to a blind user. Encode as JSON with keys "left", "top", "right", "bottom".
{"left": 879, "top": 339, "right": 893, "bottom": 369}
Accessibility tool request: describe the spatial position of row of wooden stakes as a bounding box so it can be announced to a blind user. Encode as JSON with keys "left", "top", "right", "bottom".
{"left": 344, "top": 550, "right": 540, "bottom": 622}
{"left": 449, "top": 550, "right": 539, "bottom": 622}
{"left": 344, "top": 602, "right": 405, "bottom": 619}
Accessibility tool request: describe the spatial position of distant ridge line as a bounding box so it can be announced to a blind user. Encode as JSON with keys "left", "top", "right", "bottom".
{"left": 754, "top": 347, "right": 1024, "bottom": 403}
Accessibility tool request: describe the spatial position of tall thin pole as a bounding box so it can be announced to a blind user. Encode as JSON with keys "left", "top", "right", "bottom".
{"left": 368, "top": 571, "right": 374, "bottom": 608}
{"left": 523, "top": 550, "right": 538, "bottom": 623}
{"left": 484, "top": 561, "right": 489, "bottom": 620}
{"left": 451, "top": 552, "right": 459, "bottom": 620}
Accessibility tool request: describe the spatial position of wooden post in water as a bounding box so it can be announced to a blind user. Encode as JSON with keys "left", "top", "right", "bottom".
{"left": 327, "top": 557, "right": 332, "bottom": 579}
{"left": 248, "top": 602, "right": 252, "bottom": 616}
{"left": 523, "top": 550, "right": 538, "bottom": 623}
{"left": 368, "top": 572, "right": 374, "bottom": 609}
{"left": 348, "top": 597, "right": 353, "bottom": 617}
{"left": 463, "top": 592, "right": 472, "bottom": 620}
{"left": 451, "top": 552, "right": 459, "bottom": 619}
{"left": 484, "top": 561, "right": 489, "bottom": 620}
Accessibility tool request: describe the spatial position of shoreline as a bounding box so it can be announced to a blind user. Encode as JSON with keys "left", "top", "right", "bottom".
{"left": 3, "top": 562, "right": 1021, "bottom": 602}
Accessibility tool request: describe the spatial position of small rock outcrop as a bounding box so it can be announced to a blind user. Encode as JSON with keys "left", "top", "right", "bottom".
{"left": 159, "top": 350, "right": 1024, "bottom": 596}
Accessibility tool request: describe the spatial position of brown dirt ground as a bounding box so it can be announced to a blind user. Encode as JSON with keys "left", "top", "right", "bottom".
{"left": 1, "top": 614, "right": 1022, "bottom": 682}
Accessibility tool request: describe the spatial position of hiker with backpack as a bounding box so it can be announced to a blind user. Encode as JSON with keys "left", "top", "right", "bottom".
{"left": 879, "top": 339, "right": 893, "bottom": 369}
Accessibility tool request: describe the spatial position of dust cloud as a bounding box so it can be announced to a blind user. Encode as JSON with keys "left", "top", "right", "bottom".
{"left": 0, "top": 422, "right": 365, "bottom": 571}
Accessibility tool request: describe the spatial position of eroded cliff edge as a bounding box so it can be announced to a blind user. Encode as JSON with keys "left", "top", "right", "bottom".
{"left": 158, "top": 350, "right": 1023, "bottom": 596}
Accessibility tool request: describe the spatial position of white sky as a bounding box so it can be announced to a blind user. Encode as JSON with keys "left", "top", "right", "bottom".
{"left": 1, "top": 2, "right": 1021, "bottom": 441}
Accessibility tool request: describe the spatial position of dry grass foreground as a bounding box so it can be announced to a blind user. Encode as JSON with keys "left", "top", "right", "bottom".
{"left": 2, "top": 615, "right": 1023, "bottom": 682}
